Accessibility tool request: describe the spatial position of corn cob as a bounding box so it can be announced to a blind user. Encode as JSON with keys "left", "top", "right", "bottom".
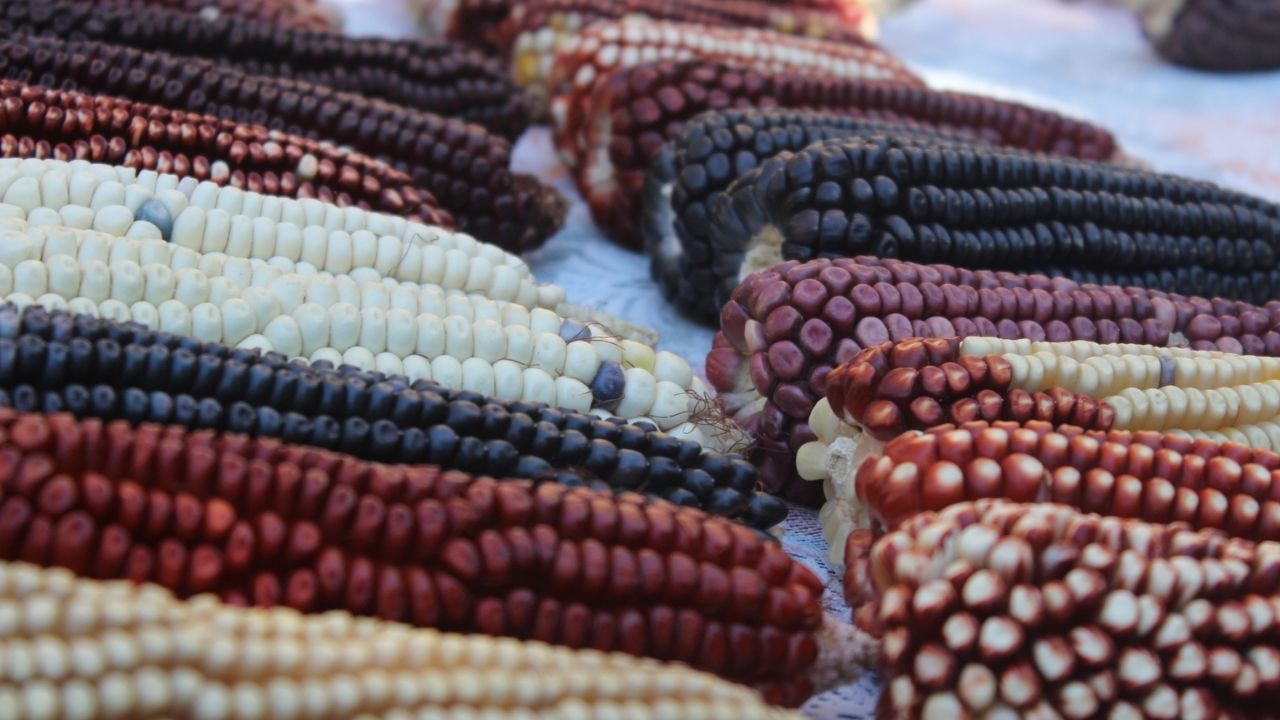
{"left": 0, "top": 36, "right": 565, "bottom": 253}
{"left": 0, "top": 560, "right": 801, "bottom": 718}
{"left": 713, "top": 134, "right": 1280, "bottom": 306}
{"left": 560, "top": 61, "right": 1120, "bottom": 249}
{"left": 416, "top": 0, "right": 878, "bottom": 53}
{"left": 0, "top": 410, "right": 821, "bottom": 702}
{"left": 843, "top": 420, "right": 1280, "bottom": 544}
{"left": 645, "top": 108, "right": 987, "bottom": 319}
{"left": 0, "top": 157, "right": 556, "bottom": 306}
{"left": 824, "top": 336, "right": 1280, "bottom": 445}
{"left": 845, "top": 498, "right": 1280, "bottom": 718}
{"left": 506, "top": 0, "right": 876, "bottom": 118}
{"left": 1124, "top": 0, "right": 1280, "bottom": 71}
{"left": 0, "top": 79, "right": 450, "bottom": 225}
{"left": 99, "top": 0, "right": 340, "bottom": 32}
{"left": 0, "top": 0, "right": 529, "bottom": 140}
{"left": 0, "top": 221, "right": 717, "bottom": 442}
{"left": 708, "top": 255, "right": 1280, "bottom": 504}
{"left": 0, "top": 300, "right": 778, "bottom": 524}
{"left": 549, "top": 20, "right": 923, "bottom": 163}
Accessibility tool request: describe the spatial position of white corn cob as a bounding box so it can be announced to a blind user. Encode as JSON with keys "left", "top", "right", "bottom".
{"left": 0, "top": 218, "right": 727, "bottom": 445}
{"left": 0, "top": 560, "right": 799, "bottom": 720}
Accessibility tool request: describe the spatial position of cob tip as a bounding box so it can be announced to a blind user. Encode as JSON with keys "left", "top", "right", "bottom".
{"left": 515, "top": 172, "right": 570, "bottom": 251}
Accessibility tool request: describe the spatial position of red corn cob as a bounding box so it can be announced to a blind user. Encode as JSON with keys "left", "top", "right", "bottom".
{"left": 707, "top": 256, "right": 1280, "bottom": 504}
{"left": 857, "top": 419, "right": 1280, "bottom": 541}
{"left": 0, "top": 410, "right": 826, "bottom": 706}
{"left": 845, "top": 498, "right": 1280, "bottom": 718}
{"left": 0, "top": 79, "right": 449, "bottom": 224}
{"left": 553, "top": 59, "right": 1119, "bottom": 247}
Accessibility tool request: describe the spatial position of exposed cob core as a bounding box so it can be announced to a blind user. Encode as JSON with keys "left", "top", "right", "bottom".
{"left": 0, "top": 79, "right": 450, "bottom": 224}
{"left": 0, "top": 35, "right": 566, "bottom": 252}
{"left": 0, "top": 0, "right": 530, "bottom": 139}
{"left": 562, "top": 59, "right": 1119, "bottom": 248}
{"left": 0, "top": 409, "right": 821, "bottom": 699}
{"left": 0, "top": 559, "right": 802, "bottom": 718}
{"left": 712, "top": 134, "right": 1279, "bottom": 305}
{"left": 845, "top": 499, "right": 1280, "bottom": 718}
{"left": 709, "top": 256, "right": 1280, "bottom": 504}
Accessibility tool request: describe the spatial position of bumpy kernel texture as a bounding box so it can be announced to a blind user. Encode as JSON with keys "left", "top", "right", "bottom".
{"left": 101, "top": 0, "right": 339, "bottom": 31}
{"left": 0, "top": 34, "right": 565, "bottom": 252}
{"left": 561, "top": 58, "right": 1118, "bottom": 248}
{"left": 0, "top": 0, "right": 529, "bottom": 139}
{"left": 846, "top": 499, "right": 1280, "bottom": 719}
{"left": 707, "top": 255, "right": 1280, "bottom": 503}
{"left": 0, "top": 79, "right": 448, "bottom": 224}
{"left": 0, "top": 410, "right": 823, "bottom": 703}
{"left": 0, "top": 303, "right": 784, "bottom": 528}
{"left": 0, "top": 560, "right": 800, "bottom": 718}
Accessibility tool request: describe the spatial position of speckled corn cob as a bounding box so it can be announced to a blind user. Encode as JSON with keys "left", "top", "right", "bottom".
{"left": 845, "top": 499, "right": 1280, "bottom": 718}
{"left": 0, "top": 35, "right": 565, "bottom": 253}
{"left": 416, "top": 0, "right": 878, "bottom": 53}
{"left": 0, "top": 303, "right": 781, "bottom": 525}
{"left": 0, "top": 157, "right": 558, "bottom": 308}
{"left": 0, "top": 560, "right": 802, "bottom": 718}
{"left": 645, "top": 108, "right": 985, "bottom": 319}
{"left": 559, "top": 60, "right": 1120, "bottom": 248}
{"left": 0, "top": 80, "right": 448, "bottom": 224}
{"left": 712, "top": 134, "right": 1279, "bottom": 306}
{"left": 707, "top": 256, "right": 1280, "bottom": 504}
{"left": 101, "top": 0, "right": 340, "bottom": 31}
{"left": 821, "top": 336, "right": 1280, "bottom": 445}
{"left": 1124, "top": 0, "right": 1280, "bottom": 71}
{"left": 0, "top": 222, "right": 716, "bottom": 441}
{"left": 549, "top": 20, "right": 923, "bottom": 164}
{"left": 0, "top": 0, "right": 529, "bottom": 139}
{"left": 0, "top": 410, "right": 821, "bottom": 703}
{"left": 843, "top": 420, "right": 1280, "bottom": 545}
{"left": 506, "top": 0, "right": 877, "bottom": 118}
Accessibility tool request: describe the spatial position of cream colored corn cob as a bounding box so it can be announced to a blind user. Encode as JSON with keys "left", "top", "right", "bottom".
{"left": 0, "top": 560, "right": 800, "bottom": 720}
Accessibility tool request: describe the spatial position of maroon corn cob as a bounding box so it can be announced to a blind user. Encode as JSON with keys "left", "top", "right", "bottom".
{"left": 99, "top": 0, "right": 340, "bottom": 32}
{"left": 0, "top": 79, "right": 449, "bottom": 224}
{"left": 857, "top": 419, "right": 1280, "bottom": 541}
{"left": 0, "top": 409, "right": 826, "bottom": 706}
{"left": 706, "top": 256, "right": 1280, "bottom": 504}
{"left": 554, "top": 59, "right": 1118, "bottom": 247}
{"left": 844, "top": 498, "right": 1280, "bottom": 718}
{"left": 0, "top": 35, "right": 565, "bottom": 252}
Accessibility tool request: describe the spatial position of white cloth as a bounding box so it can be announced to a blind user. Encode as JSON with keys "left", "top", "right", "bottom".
{"left": 331, "top": 1, "right": 1280, "bottom": 715}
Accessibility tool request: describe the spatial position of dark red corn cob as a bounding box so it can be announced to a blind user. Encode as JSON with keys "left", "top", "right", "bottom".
{"left": 0, "top": 35, "right": 565, "bottom": 252}
{"left": 856, "top": 419, "right": 1280, "bottom": 540}
{"left": 0, "top": 410, "right": 825, "bottom": 705}
{"left": 0, "top": 0, "right": 530, "bottom": 139}
{"left": 823, "top": 337, "right": 1115, "bottom": 441}
{"left": 706, "top": 255, "right": 1280, "bottom": 503}
{"left": 845, "top": 498, "right": 1280, "bottom": 718}
{"left": 555, "top": 59, "right": 1118, "bottom": 248}
{"left": 0, "top": 79, "right": 449, "bottom": 224}
{"left": 1133, "top": 0, "right": 1280, "bottom": 72}
{"left": 99, "top": 0, "right": 340, "bottom": 32}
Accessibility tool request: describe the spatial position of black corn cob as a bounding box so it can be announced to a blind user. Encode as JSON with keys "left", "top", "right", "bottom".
{"left": 0, "top": 303, "right": 788, "bottom": 529}
{"left": 0, "top": 0, "right": 530, "bottom": 139}
{"left": 1135, "top": 0, "right": 1280, "bottom": 72}
{"left": 0, "top": 35, "right": 565, "bottom": 253}
{"left": 643, "top": 108, "right": 983, "bottom": 322}
{"left": 709, "top": 133, "right": 1280, "bottom": 307}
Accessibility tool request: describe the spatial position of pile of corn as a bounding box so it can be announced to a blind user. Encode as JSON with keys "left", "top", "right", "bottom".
{"left": 0, "top": 0, "right": 1273, "bottom": 718}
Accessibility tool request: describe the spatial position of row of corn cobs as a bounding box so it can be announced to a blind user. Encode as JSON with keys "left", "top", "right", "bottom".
{"left": 0, "top": 0, "right": 1271, "bottom": 718}
{"left": 429, "top": 0, "right": 1280, "bottom": 718}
